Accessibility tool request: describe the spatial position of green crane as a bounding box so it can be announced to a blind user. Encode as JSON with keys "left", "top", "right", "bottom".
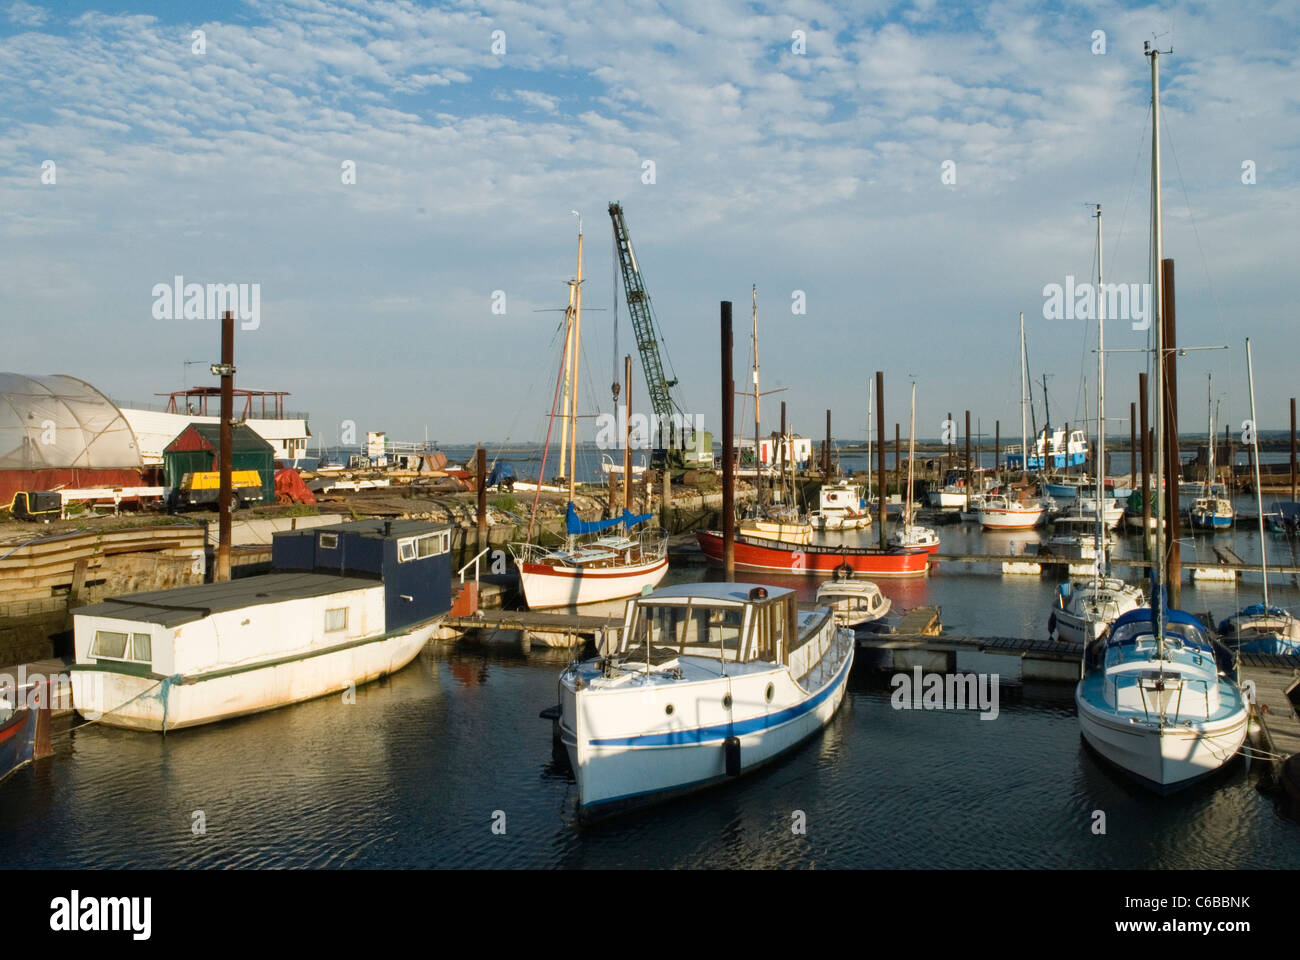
{"left": 608, "top": 201, "right": 712, "bottom": 474}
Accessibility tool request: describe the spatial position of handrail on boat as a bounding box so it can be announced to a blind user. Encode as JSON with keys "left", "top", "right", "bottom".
{"left": 458, "top": 547, "right": 492, "bottom": 585}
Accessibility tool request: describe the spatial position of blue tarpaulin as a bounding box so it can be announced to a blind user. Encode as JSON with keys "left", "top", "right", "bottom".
{"left": 487, "top": 462, "right": 516, "bottom": 486}
{"left": 565, "top": 502, "right": 654, "bottom": 535}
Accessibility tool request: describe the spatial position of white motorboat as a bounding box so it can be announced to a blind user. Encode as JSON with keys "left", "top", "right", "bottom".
{"left": 816, "top": 573, "right": 892, "bottom": 628}
{"left": 555, "top": 581, "right": 853, "bottom": 817}
{"left": 978, "top": 494, "right": 1046, "bottom": 530}
{"left": 1069, "top": 495, "right": 1125, "bottom": 530}
{"left": 810, "top": 481, "right": 870, "bottom": 530}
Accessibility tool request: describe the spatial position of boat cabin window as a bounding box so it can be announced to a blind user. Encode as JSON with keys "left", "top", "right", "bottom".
{"left": 628, "top": 601, "right": 750, "bottom": 662}
{"left": 325, "top": 608, "right": 348, "bottom": 632}
{"left": 399, "top": 532, "right": 450, "bottom": 562}
{"left": 90, "top": 629, "right": 152, "bottom": 665}
{"left": 320, "top": 533, "right": 339, "bottom": 549}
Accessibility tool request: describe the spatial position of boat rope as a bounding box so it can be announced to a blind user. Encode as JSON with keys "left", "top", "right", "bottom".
{"left": 42, "top": 673, "right": 183, "bottom": 744}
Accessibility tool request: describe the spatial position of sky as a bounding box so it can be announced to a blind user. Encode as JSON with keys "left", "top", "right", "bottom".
{"left": 1, "top": 0, "right": 1297, "bottom": 449}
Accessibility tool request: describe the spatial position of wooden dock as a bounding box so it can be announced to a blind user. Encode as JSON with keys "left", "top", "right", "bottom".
{"left": 439, "top": 610, "right": 622, "bottom": 649}
{"left": 1240, "top": 658, "right": 1300, "bottom": 777}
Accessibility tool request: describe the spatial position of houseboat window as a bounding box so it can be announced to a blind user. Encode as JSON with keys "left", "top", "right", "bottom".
{"left": 325, "top": 608, "right": 348, "bottom": 632}
{"left": 90, "top": 630, "right": 129, "bottom": 659}
{"left": 398, "top": 538, "right": 417, "bottom": 562}
{"left": 416, "top": 533, "right": 442, "bottom": 558}
{"left": 91, "top": 629, "right": 152, "bottom": 664}
{"left": 320, "top": 533, "right": 339, "bottom": 549}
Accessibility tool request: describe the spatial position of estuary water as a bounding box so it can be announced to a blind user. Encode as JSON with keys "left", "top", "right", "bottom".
{"left": 2, "top": 518, "right": 1298, "bottom": 869}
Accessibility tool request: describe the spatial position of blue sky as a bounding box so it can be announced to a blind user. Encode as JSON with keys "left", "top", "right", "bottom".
{"left": 1, "top": 0, "right": 1297, "bottom": 448}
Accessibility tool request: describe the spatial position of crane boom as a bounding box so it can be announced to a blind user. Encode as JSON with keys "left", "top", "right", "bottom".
{"left": 608, "top": 202, "right": 679, "bottom": 423}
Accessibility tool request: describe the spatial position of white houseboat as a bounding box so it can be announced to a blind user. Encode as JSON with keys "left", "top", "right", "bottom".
{"left": 554, "top": 582, "right": 853, "bottom": 817}
{"left": 70, "top": 519, "right": 452, "bottom": 731}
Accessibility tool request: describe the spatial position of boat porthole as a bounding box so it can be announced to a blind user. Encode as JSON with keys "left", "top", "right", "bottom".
{"left": 765, "top": 683, "right": 774, "bottom": 703}
{"left": 723, "top": 694, "right": 733, "bottom": 710}
{"left": 665, "top": 704, "right": 674, "bottom": 715}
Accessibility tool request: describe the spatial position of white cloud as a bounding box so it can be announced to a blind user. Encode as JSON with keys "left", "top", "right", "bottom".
{"left": 7, "top": 1, "right": 46, "bottom": 27}
{"left": 0, "top": 0, "right": 1297, "bottom": 440}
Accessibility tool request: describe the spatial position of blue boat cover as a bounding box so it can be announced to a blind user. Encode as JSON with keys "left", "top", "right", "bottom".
{"left": 564, "top": 502, "right": 654, "bottom": 535}
{"left": 486, "top": 462, "right": 516, "bottom": 486}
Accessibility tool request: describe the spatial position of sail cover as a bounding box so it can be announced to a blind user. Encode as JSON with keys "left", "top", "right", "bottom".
{"left": 565, "top": 502, "right": 654, "bottom": 535}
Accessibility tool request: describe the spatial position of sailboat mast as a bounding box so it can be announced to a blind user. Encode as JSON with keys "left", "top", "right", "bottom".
{"left": 558, "top": 284, "right": 575, "bottom": 481}
{"left": 1148, "top": 41, "right": 1166, "bottom": 654}
{"left": 906, "top": 382, "right": 917, "bottom": 528}
{"left": 1207, "top": 374, "right": 1216, "bottom": 495}
{"left": 568, "top": 216, "right": 584, "bottom": 504}
{"left": 1020, "top": 312, "right": 1028, "bottom": 482}
{"left": 1095, "top": 203, "right": 1106, "bottom": 584}
{"left": 1246, "top": 338, "right": 1269, "bottom": 608}
{"left": 752, "top": 284, "right": 760, "bottom": 503}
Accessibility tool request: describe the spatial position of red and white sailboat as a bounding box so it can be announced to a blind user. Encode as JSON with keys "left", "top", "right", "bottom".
{"left": 889, "top": 382, "right": 940, "bottom": 553}
{"left": 978, "top": 313, "right": 1046, "bottom": 530}
{"left": 510, "top": 214, "right": 669, "bottom": 609}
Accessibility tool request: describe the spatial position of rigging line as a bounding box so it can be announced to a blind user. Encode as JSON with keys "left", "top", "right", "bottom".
{"left": 1109, "top": 102, "right": 1153, "bottom": 277}
{"left": 497, "top": 311, "right": 572, "bottom": 469}
{"left": 1163, "top": 110, "right": 1239, "bottom": 457}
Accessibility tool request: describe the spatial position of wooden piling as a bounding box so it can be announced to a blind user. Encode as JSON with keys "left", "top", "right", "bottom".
{"left": 1161, "top": 258, "right": 1181, "bottom": 604}
{"left": 1292, "top": 398, "right": 1297, "bottom": 503}
{"left": 624, "top": 355, "right": 633, "bottom": 512}
{"left": 1140, "top": 372, "right": 1151, "bottom": 560}
{"left": 476, "top": 447, "right": 487, "bottom": 551}
{"left": 721, "top": 301, "right": 735, "bottom": 581}
{"left": 216, "top": 310, "right": 234, "bottom": 583}
{"left": 964, "top": 410, "right": 971, "bottom": 511}
{"left": 877, "top": 372, "right": 886, "bottom": 547}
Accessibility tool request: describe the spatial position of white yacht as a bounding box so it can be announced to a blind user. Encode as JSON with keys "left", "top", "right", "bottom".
{"left": 555, "top": 582, "right": 853, "bottom": 817}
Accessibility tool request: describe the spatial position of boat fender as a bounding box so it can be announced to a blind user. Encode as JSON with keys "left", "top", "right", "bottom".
{"left": 835, "top": 562, "right": 852, "bottom": 581}
{"left": 1047, "top": 612, "right": 1057, "bottom": 637}
{"left": 724, "top": 736, "right": 741, "bottom": 777}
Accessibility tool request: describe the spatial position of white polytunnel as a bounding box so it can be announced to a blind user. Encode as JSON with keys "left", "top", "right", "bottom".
{"left": 0, "top": 373, "right": 142, "bottom": 471}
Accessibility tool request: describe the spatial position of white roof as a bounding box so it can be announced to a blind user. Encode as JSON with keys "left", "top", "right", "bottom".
{"left": 640, "top": 582, "right": 793, "bottom": 603}
{"left": 0, "top": 373, "right": 141, "bottom": 471}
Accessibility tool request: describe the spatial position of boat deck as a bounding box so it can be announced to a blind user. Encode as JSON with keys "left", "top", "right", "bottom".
{"left": 75, "top": 572, "right": 380, "bottom": 627}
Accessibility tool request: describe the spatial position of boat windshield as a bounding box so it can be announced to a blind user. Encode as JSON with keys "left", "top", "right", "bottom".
{"left": 629, "top": 601, "right": 745, "bottom": 659}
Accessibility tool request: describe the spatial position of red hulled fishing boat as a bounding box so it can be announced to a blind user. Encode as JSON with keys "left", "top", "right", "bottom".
{"left": 696, "top": 530, "right": 929, "bottom": 578}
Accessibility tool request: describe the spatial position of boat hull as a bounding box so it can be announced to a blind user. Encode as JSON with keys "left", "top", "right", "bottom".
{"left": 71, "top": 621, "right": 436, "bottom": 731}
{"left": 696, "top": 531, "right": 928, "bottom": 577}
{"left": 1075, "top": 684, "right": 1248, "bottom": 792}
{"left": 519, "top": 556, "right": 669, "bottom": 609}
{"left": 0, "top": 704, "right": 39, "bottom": 783}
{"left": 562, "top": 634, "right": 853, "bottom": 814}
{"left": 1190, "top": 511, "right": 1234, "bottom": 531}
{"left": 978, "top": 508, "right": 1044, "bottom": 530}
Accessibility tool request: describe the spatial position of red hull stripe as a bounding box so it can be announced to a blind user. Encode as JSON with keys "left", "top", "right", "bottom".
{"left": 521, "top": 558, "right": 669, "bottom": 580}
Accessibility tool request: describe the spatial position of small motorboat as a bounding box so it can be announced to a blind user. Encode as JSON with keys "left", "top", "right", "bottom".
{"left": 554, "top": 581, "right": 854, "bottom": 817}
{"left": 815, "top": 572, "right": 892, "bottom": 628}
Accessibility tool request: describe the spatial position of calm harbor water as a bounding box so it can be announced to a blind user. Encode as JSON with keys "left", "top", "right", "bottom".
{"left": 3, "top": 520, "right": 1298, "bottom": 868}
